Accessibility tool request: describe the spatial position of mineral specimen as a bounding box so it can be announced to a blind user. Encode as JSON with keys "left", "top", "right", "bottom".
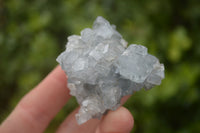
{"left": 56, "top": 16, "right": 165, "bottom": 125}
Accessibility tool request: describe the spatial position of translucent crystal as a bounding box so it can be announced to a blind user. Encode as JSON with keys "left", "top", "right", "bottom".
{"left": 56, "top": 16, "right": 165, "bottom": 125}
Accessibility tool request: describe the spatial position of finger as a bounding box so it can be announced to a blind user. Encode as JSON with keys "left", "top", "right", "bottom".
{"left": 121, "top": 95, "right": 131, "bottom": 104}
{"left": 95, "top": 106, "right": 134, "bottom": 133}
{"left": 56, "top": 95, "right": 132, "bottom": 133}
{"left": 56, "top": 108, "right": 101, "bottom": 133}
{"left": 0, "top": 66, "right": 70, "bottom": 133}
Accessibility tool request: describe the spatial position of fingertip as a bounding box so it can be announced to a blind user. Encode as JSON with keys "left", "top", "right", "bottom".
{"left": 96, "top": 107, "right": 134, "bottom": 133}
{"left": 120, "top": 95, "right": 131, "bottom": 104}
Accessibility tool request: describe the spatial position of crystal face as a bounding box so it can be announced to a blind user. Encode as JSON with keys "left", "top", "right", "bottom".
{"left": 56, "top": 16, "right": 165, "bottom": 125}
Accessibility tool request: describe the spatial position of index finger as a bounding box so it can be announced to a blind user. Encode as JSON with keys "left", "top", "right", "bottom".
{"left": 0, "top": 66, "right": 71, "bottom": 133}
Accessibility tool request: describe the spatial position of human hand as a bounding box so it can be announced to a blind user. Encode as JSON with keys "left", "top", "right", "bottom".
{"left": 0, "top": 66, "right": 134, "bottom": 133}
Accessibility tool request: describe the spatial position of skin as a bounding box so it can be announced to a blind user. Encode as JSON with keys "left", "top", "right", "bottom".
{"left": 0, "top": 66, "right": 134, "bottom": 133}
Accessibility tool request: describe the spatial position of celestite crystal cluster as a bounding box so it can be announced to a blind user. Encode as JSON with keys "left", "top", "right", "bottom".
{"left": 57, "top": 16, "right": 165, "bottom": 125}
